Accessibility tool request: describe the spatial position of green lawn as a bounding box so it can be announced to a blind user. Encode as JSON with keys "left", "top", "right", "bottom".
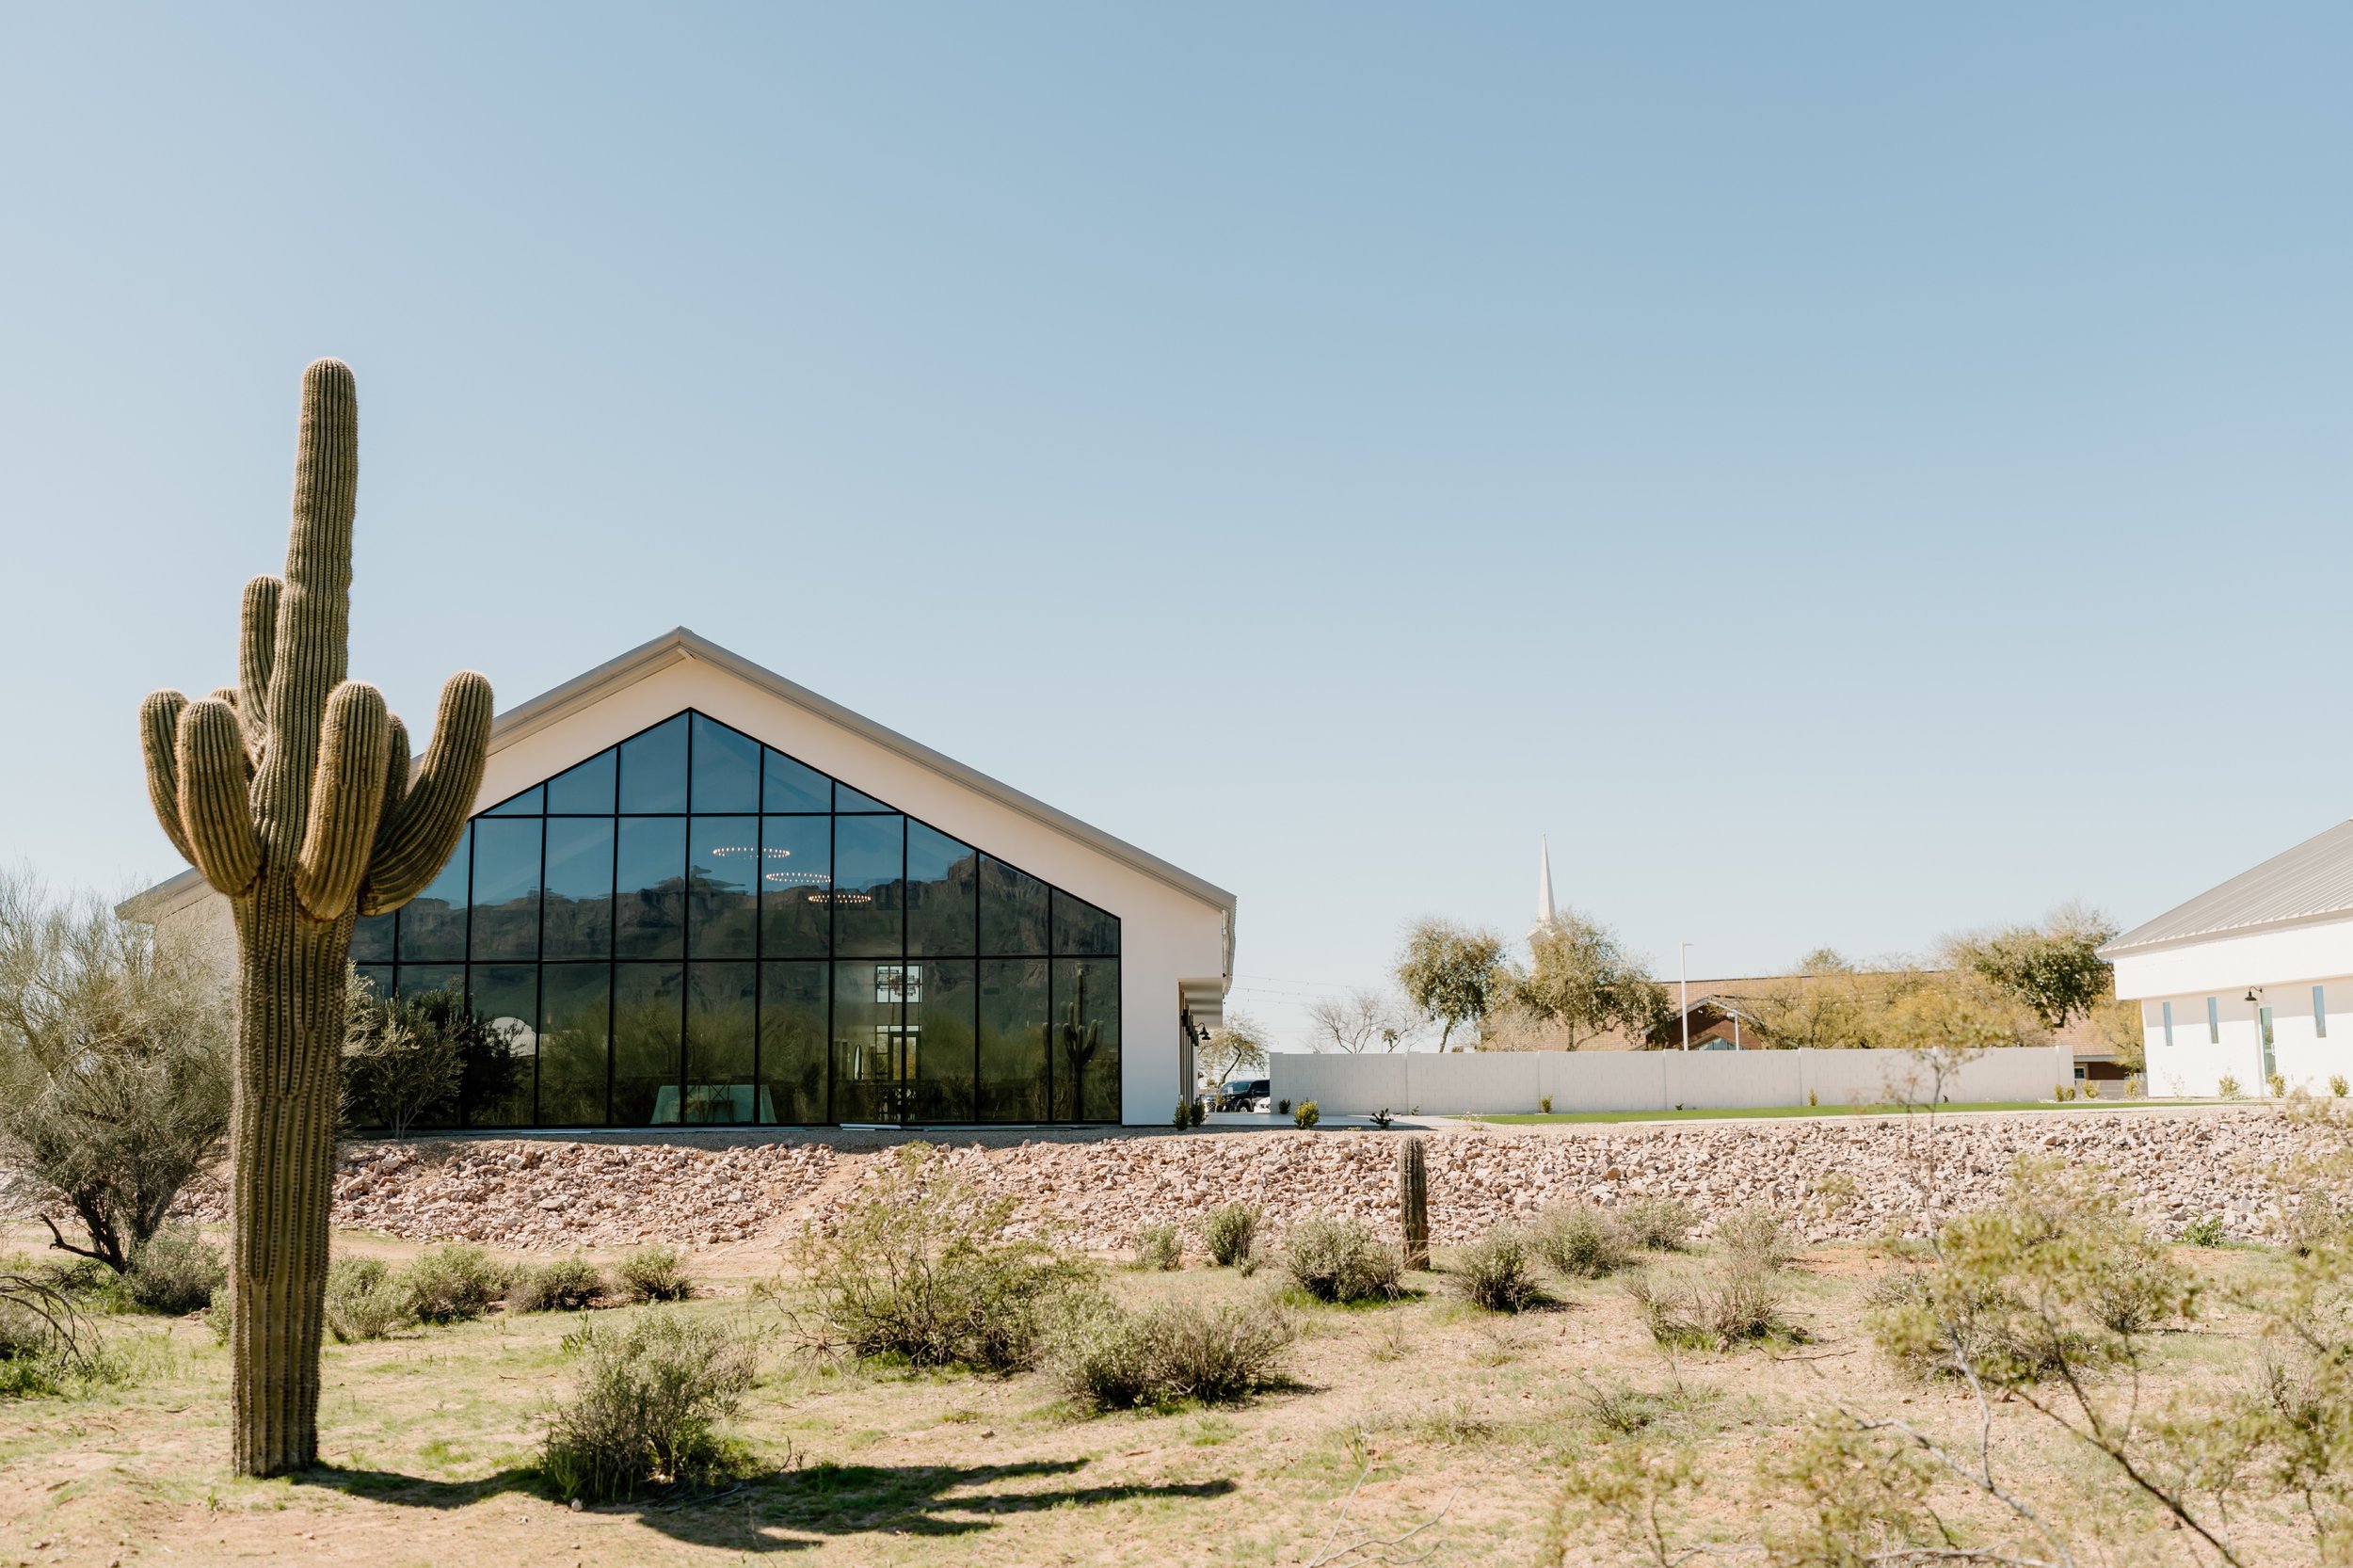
{"left": 1472, "top": 1098, "right": 2217, "bottom": 1125}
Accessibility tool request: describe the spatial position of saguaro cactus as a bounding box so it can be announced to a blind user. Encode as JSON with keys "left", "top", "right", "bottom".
{"left": 136, "top": 360, "right": 490, "bottom": 1477}
{"left": 1399, "top": 1135, "right": 1430, "bottom": 1271}
{"left": 1058, "top": 965, "right": 1103, "bottom": 1119}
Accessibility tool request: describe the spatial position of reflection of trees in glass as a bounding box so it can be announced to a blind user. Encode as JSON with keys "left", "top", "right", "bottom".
{"left": 978, "top": 959, "right": 1048, "bottom": 1122}
{"left": 760, "top": 963, "right": 824, "bottom": 1124}
{"left": 685, "top": 963, "right": 755, "bottom": 1123}
{"left": 612, "top": 975, "right": 682, "bottom": 1121}
{"left": 537, "top": 965, "right": 609, "bottom": 1125}
{"left": 342, "top": 980, "right": 489, "bottom": 1135}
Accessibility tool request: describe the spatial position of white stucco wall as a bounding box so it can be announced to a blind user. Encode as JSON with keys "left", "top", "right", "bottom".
{"left": 145, "top": 650, "right": 1233, "bottom": 1127}
{"left": 2111, "top": 919, "right": 2353, "bottom": 1097}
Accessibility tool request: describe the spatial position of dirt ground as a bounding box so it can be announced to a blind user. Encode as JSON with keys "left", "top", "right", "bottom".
{"left": 0, "top": 1224, "right": 2312, "bottom": 1567}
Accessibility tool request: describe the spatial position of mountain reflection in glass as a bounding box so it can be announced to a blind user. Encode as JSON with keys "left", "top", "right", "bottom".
{"left": 349, "top": 709, "right": 1117, "bottom": 1129}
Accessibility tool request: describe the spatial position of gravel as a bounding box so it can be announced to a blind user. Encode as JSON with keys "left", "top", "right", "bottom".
{"left": 146, "top": 1106, "right": 2341, "bottom": 1255}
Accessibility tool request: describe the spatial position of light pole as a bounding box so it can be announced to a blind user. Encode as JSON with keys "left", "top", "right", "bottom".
{"left": 1679, "top": 942, "right": 1692, "bottom": 1052}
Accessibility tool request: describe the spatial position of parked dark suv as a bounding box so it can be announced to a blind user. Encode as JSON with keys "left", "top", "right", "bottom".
{"left": 1213, "top": 1078, "right": 1271, "bottom": 1112}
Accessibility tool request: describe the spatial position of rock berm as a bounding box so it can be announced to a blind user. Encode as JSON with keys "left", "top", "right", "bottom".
{"left": 158, "top": 1108, "right": 2338, "bottom": 1254}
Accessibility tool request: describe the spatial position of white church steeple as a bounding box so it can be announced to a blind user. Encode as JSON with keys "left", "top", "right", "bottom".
{"left": 1532, "top": 835, "right": 1557, "bottom": 939}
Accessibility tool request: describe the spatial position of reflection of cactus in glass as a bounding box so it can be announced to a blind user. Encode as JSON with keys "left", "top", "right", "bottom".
{"left": 1058, "top": 964, "right": 1103, "bottom": 1119}
{"left": 1398, "top": 1136, "right": 1431, "bottom": 1270}
{"left": 136, "top": 360, "right": 490, "bottom": 1477}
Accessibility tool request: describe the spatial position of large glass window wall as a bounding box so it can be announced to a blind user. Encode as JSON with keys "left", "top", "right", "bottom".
{"left": 350, "top": 709, "right": 1120, "bottom": 1128}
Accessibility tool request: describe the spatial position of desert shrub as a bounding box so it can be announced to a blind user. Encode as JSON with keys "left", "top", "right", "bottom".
{"left": 1132, "top": 1224, "right": 1181, "bottom": 1272}
{"left": 1869, "top": 1160, "right": 2190, "bottom": 1384}
{"left": 323, "top": 1256, "right": 414, "bottom": 1343}
{"left": 1280, "top": 1216, "right": 1402, "bottom": 1304}
{"left": 2217, "top": 1074, "right": 2241, "bottom": 1099}
{"left": 616, "top": 1243, "right": 696, "bottom": 1304}
{"left": 2181, "top": 1214, "right": 2227, "bottom": 1248}
{"left": 1202, "top": 1203, "right": 1259, "bottom": 1268}
{"left": 1540, "top": 1096, "right": 1553, "bottom": 1113}
{"left": 1535, "top": 1204, "right": 1632, "bottom": 1279}
{"left": 0, "top": 875, "right": 232, "bottom": 1274}
{"left": 1293, "top": 1100, "right": 1321, "bottom": 1129}
{"left": 2284, "top": 1193, "right": 2353, "bottom": 1258}
{"left": 2268, "top": 1073, "right": 2287, "bottom": 1099}
{"left": 539, "top": 1310, "right": 760, "bottom": 1503}
{"left": 1616, "top": 1195, "right": 1697, "bottom": 1252}
{"left": 1575, "top": 1376, "right": 1718, "bottom": 1438}
{"left": 0, "top": 1265, "right": 125, "bottom": 1400}
{"left": 1049, "top": 1297, "right": 1294, "bottom": 1411}
{"left": 509, "top": 1255, "right": 606, "bottom": 1314}
{"left": 1628, "top": 1256, "right": 1795, "bottom": 1350}
{"left": 123, "top": 1223, "right": 224, "bottom": 1315}
{"left": 403, "top": 1244, "right": 507, "bottom": 1324}
{"left": 794, "top": 1143, "right": 1089, "bottom": 1371}
{"left": 1712, "top": 1207, "right": 1794, "bottom": 1271}
{"left": 1455, "top": 1225, "right": 1547, "bottom": 1312}
{"left": 2330, "top": 1074, "right": 2349, "bottom": 1097}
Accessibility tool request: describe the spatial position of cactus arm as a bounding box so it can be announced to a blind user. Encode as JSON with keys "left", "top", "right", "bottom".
{"left": 209, "top": 686, "right": 242, "bottom": 712}
{"left": 238, "top": 575, "right": 280, "bottom": 754}
{"left": 371, "top": 712, "right": 412, "bottom": 853}
{"left": 138, "top": 690, "right": 199, "bottom": 865}
{"left": 359, "top": 669, "right": 491, "bottom": 916}
{"left": 255, "top": 360, "right": 357, "bottom": 860}
{"left": 175, "top": 697, "right": 262, "bottom": 896}
{"left": 294, "top": 680, "right": 392, "bottom": 921}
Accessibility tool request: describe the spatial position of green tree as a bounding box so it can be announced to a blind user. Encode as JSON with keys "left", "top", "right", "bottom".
{"left": 1513, "top": 910, "right": 1670, "bottom": 1050}
{"left": 0, "top": 872, "right": 232, "bottom": 1272}
{"left": 1199, "top": 1011, "right": 1270, "bottom": 1091}
{"left": 1394, "top": 919, "right": 1507, "bottom": 1050}
{"left": 1945, "top": 903, "right": 2118, "bottom": 1032}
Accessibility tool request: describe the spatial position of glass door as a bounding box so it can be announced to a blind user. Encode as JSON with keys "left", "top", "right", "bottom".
{"left": 2259, "top": 1005, "right": 2277, "bottom": 1085}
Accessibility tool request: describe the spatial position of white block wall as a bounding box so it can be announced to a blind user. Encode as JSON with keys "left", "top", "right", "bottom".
{"left": 1269, "top": 1045, "right": 2076, "bottom": 1117}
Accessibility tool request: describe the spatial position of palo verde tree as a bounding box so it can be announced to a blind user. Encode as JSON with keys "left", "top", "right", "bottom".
{"left": 1395, "top": 918, "right": 1508, "bottom": 1050}
{"left": 136, "top": 360, "right": 490, "bottom": 1477}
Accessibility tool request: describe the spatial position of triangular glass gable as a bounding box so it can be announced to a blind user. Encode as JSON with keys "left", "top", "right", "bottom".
{"left": 358, "top": 707, "right": 1118, "bottom": 1132}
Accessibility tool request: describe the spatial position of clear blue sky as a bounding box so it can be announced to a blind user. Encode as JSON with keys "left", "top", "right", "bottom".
{"left": 4, "top": 6, "right": 2348, "bottom": 1047}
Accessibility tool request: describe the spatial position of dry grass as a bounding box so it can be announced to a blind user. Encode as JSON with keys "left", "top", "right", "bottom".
{"left": 0, "top": 1220, "right": 2306, "bottom": 1567}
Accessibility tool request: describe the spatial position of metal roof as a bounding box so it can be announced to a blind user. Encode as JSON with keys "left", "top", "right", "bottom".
{"left": 2101, "top": 819, "right": 2353, "bottom": 956}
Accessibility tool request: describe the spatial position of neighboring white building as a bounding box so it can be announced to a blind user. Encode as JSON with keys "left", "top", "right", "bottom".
{"left": 2103, "top": 820, "right": 2353, "bottom": 1096}
{"left": 128, "top": 628, "right": 1234, "bottom": 1129}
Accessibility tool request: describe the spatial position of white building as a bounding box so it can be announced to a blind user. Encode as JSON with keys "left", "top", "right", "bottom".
{"left": 2103, "top": 819, "right": 2353, "bottom": 1096}
{"left": 131, "top": 628, "right": 1235, "bottom": 1129}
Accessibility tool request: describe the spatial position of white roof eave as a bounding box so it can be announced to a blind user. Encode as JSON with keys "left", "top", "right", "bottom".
{"left": 120, "top": 627, "right": 1239, "bottom": 984}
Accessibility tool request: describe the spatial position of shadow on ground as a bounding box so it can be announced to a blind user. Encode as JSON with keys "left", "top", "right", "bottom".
{"left": 298, "top": 1457, "right": 1236, "bottom": 1551}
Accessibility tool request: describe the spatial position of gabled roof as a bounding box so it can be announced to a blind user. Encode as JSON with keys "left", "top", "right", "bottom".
{"left": 126, "top": 629, "right": 1238, "bottom": 967}
{"left": 2101, "top": 819, "right": 2353, "bottom": 957}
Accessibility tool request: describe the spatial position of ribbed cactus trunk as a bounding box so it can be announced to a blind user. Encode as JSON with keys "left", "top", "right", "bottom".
{"left": 226, "top": 891, "right": 351, "bottom": 1473}
{"left": 1399, "top": 1135, "right": 1430, "bottom": 1271}
{"left": 137, "top": 360, "right": 491, "bottom": 1477}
